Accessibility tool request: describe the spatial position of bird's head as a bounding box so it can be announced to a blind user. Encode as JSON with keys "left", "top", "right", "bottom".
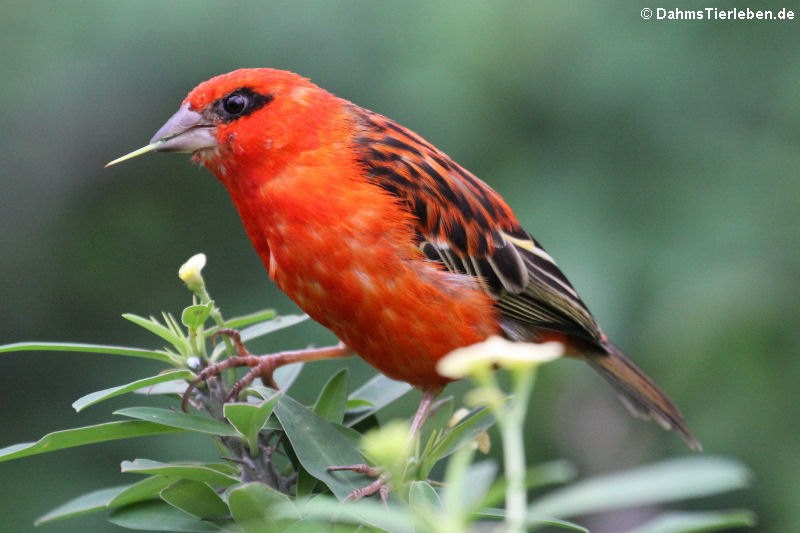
{"left": 107, "top": 68, "right": 335, "bottom": 173}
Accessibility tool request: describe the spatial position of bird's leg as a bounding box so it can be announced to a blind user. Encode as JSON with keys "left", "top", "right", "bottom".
{"left": 328, "top": 388, "right": 441, "bottom": 502}
{"left": 182, "top": 328, "right": 353, "bottom": 412}
{"left": 409, "top": 388, "right": 439, "bottom": 437}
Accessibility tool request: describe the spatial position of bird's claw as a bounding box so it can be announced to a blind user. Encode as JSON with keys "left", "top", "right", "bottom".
{"left": 327, "top": 464, "right": 392, "bottom": 505}
{"left": 181, "top": 329, "right": 279, "bottom": 412}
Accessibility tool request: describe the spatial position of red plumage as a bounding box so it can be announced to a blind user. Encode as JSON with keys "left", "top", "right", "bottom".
{"left": 131, "top": 68, "right": 699, "bottom": 450}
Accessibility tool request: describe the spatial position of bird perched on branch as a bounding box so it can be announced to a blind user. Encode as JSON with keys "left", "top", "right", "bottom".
{"left": 108, "top": 68, "right": 700, "bottom": 480}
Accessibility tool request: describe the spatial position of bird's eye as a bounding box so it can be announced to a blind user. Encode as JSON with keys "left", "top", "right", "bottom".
{"left": 214, "top": 88, "right": 273, "bottom": 123}
{"left": 222, "top": 93, "right": 248, "bottom": 116}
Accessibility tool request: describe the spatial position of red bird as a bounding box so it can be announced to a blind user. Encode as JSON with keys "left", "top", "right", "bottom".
{"left": 109, "top": 68, "right": 700, "bottom": 454}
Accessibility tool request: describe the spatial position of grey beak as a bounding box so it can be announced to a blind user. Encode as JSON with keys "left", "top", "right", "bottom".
{"left": 150, "top": 103, "right": 218, "bottom": 152}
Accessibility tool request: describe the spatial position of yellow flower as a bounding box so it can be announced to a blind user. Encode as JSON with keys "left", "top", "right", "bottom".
{"left": 436, "top": 336, "right": 564, "bottom": 379}
{"left": 178, "top": 253, "right": 207, "bottom": 291}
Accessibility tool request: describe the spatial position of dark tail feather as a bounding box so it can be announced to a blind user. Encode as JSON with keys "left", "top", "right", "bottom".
{"left": 588, "top": 342, "right": 702, "bottom": 451}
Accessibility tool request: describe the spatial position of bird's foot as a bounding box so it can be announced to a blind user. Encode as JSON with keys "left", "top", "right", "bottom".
{"left": 327, "top": 464, "right": 391, "bottom": 504}
{"left": 181, "top": 329, "right": 352, "bottom": 412}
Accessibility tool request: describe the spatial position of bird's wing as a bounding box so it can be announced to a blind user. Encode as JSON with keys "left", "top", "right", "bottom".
{"left": 351, "top": 107, "right": 604, "bottom": 345}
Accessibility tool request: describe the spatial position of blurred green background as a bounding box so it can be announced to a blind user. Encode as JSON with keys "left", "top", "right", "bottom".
{"left": 1, "top": 1, "right": 797, "bottom": 531}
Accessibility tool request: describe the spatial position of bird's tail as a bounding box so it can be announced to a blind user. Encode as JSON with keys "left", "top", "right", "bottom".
{"left": 588, "top": 342, "right": 702, "bottom": 451}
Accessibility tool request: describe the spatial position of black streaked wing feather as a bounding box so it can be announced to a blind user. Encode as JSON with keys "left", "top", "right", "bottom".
{"left": 351, "top": 106, "right": 604, "bottom": 346}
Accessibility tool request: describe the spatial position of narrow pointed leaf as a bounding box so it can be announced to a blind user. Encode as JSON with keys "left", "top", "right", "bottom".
{"left": 273, "top": 395, "right": 365, "bottom": 499}
{"left": 312, "top": 369, "right": 349, "bottom": 423}
{"left": 110, "top": 475, "right": 176, "bottom": 508}
{"left": 629, "top": 509, "right": 756, "bottom": 533}
{"left": 205, "top": 309, "right": 277, "bottom": 337}
{"left": 109, "top": 500, "right": 220, "bottom": 531}
{"left": 482, "top": 460, "right": 577, "bottom": 509}
{"left": 35, "top": 485, "right": 129, "bottom": 525}
{"left": 0, "top": 421, "right": 182, "bottom": 462}
{"left": 419, "top": 405, "right": 494, "bottom": 478}
{"left": 528, "top": 456, "right": 752, "bottom": 519}
{"left": 133, "top": 379, "right": 188, "bottom": 395}
{"left": 114, "top": 407, "right": 238, "bottom": 436}
{"left": 123, "top": 313, "right": 190, "bottom": 355}
{"left": 434, "top": 405, "right": 494, "bottom": 459}
{"left": 73, "top": 370, "right": 194, "bottom": 412}
{"left": 471, "top": 508, "right": 588, "bottom": 531}
{"left": 160, "top": 479, "right": 229, "bottom": 520}
{"left": 0, "top": 341, "right": 173, "bottom": 363}
{"left": 121, "top": 459, "right": 239, "bottom": 486}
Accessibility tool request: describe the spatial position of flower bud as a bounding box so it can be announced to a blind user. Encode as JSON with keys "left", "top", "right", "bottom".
{"left": 179, "top": 253, "right": 207, "bottom": 292}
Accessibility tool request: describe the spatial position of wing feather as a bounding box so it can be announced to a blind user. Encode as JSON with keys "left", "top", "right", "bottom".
{"left": 351, "top": 106, "right": 604, "bottom": 346}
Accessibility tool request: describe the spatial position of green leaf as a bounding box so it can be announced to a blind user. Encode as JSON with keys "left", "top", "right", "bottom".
{"left": 109, "top": 500, "right": 220, "bottom": 532}
{"left": 527, "top": 518, "right": 589, "bottom": 532}
{"left": 472, "top": 508, "right": 589, "bottom": 531}
{"left": 345, "top": 374, "right": 413, "bottom": 426}
{"left": 312, "top": 368, "right": 349, "bottom": 423}
{"left": 205, "top": 308, "right": 277, "bottom": 336}
{"left": 274, "top": 362, "right": 304, "bottom": 391}
{"left": 210, "top": 314, "right": 310, "bottom": 359}
{"left": 482, "top": 460, "right": 577, "bottom": 509}
{"left": 123, "top": 313, "right": 191, "bottom": 356}
{"left": 121, "top": 458, "right": 240, "bottom": 486}
{"left": 182, "top": 303, "right": 214, "bottom": 329}
{"left": 345, "top": 399, "right": 373, "bottom": 409}
{"left": 0, "top": 421, "right": 182, "bottom": 462}
{"left": 462, "top": 459, "right": 497, "bottom": 510}
{"left": 0, "top": 341, "right": 174, "bottom": 364}
{"left": 295, "top": 465, "right": 319, "bottom": 499}
{"left": 110, "top": 476, "right": 176, "bottom": 507}
{"left": 525, "top": 459, "right": 578, "bottom": 490}
{"left": 629, "top": 509, "right": 757, "bottom": 533}
{"left": 440, "top": 444, "right": 475, "bottom": 524}
{"left": 295, "top": 495, "right": 415, "bottom": 533}
{"left": 160, "top": 479, "right": 229, "bottom": 520}
{"left": 227, "top": 482, "right": 299, "bottom": 533}
{"left": 73, "top": 370, "right": 194, "bottom": 412}
{"left": 133, "top": 379, "right": 188, "bottom": 395}
{"left": 279, "top": 519, "right": 362, "bottom": 533}
{"left": 273, "top": 395, "right": 365, "bottom": 500}
{"left": 418, "top": 405, "right": 494, "bottom": 478}
{"left": 528, "top": 456, "right": 752, "bottom": 519}
{"left": 408, "top": 480, "right": 442, "bottom": 513}
{"left": 37, "top": 478, "right": 178, "bottom": 525}
{"left": 114, "top": 407, "right": 238, "bottom": 436}
{"left": 529, "top": 518, "right": 589, "bottom": 532}
{"left": 224, "top": 392, "right": 282, "bottom": 455}
{"left": 35, "top": 485, "right": 129, "bottom": 525}
{"left": 435, "top": 405, "right": 494, "bottom": 459}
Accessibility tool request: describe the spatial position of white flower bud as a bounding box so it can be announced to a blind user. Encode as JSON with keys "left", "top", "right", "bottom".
{"left": 178, "top": 253, "right": 207, "bottom": 292}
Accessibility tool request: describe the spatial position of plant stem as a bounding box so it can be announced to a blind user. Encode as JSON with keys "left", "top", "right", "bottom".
{"left": 501, "top": 366, "right": 536, "bottom": 533}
